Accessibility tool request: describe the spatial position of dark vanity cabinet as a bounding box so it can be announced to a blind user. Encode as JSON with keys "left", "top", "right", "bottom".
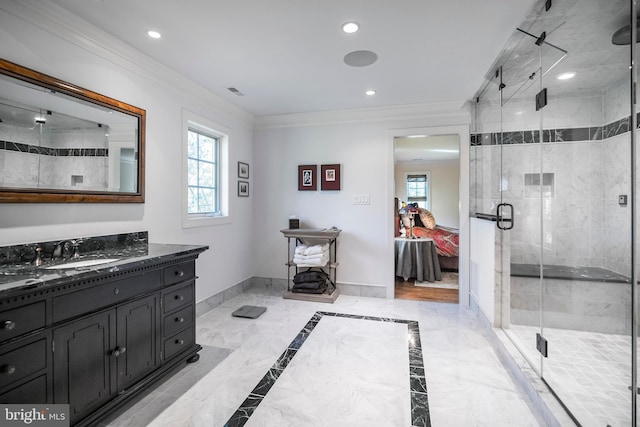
{"left": 0, "top": 248, "right": 204, "bottom": 427}
{"left": 53, "top": 292, "right": 160, "bottom": 422}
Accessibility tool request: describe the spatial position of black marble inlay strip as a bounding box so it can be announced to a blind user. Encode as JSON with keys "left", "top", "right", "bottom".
{"left": 471, "top": 112, "right": 636, "bottom": 146}
{"left": 0, "top": 141, "right": 108, "bottom": 157}
{"left": 223, "top": 311, "right": 430, "bottom": 427}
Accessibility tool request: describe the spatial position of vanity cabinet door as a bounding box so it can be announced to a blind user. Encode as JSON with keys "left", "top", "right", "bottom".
{"left": 115, "top": 294, "right": 160, "bottom": 392}
{"left": 53, "top": 310, "right": 116, "bottom": 424}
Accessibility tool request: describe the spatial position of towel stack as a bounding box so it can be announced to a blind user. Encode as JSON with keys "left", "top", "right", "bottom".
{"left": 293, "top": 243, "right": 329, "bottom": 267}
{"left": 292, "top": 270, "right": 330, "bottom": 294}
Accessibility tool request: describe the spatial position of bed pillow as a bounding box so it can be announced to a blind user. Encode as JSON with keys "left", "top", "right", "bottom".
{"left": 418, "top": 208, "right": 436, "bottom": 229}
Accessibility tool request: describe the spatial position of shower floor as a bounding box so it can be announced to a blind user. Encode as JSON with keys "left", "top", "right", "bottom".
{"left": 507, "top": 324, "right": 633, "bottom": 427}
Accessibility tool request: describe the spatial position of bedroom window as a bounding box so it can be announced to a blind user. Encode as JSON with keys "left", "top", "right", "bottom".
{"left": 406, "top": 173, "right": 430, "bottom": 209}
{"left": 182, "top": 110, "right": 230, "bottom": 228}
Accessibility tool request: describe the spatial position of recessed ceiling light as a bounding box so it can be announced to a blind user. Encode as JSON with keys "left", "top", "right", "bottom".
{"left": 147, "top": 30, "right": 162, "bottom": 39}
{"left": 365, "top": 89, "right": 376, "bottom": 96}
{"left": 557, "top": 72, "right": 576, "bottom": 80}
{"left": 342, "top": 22, "right": 359, "bottom": 34}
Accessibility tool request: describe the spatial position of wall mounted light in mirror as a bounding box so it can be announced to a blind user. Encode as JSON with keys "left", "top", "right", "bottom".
{"left": 0, "top": 58, "right": 145, "bottom": 203}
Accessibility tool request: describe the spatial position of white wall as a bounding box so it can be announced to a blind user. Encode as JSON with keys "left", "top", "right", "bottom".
{"left": 394, "top": 160, "right": 460, "bottom": 228}
{"left": 0, "top": 2, "right": 255, "bottom": 304}
{"left": 253, "top": 110, "right": 470, "bottom": 299}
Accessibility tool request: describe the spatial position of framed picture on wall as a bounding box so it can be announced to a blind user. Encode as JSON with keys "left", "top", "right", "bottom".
{"left": 238, "top": 181, "right": 249, "bottom": 197}
{"left": 238, "top": 162, "right": 249, "bottom": 179}
{"left": 298, "top": 165, "right": 317, "bottom": 191}
{"left": 321, "top": 164, "right": 341, "bottom": 191}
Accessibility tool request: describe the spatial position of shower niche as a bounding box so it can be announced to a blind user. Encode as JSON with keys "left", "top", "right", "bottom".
{"left": 470, "top": 0, "right": 638, "bottom": 425}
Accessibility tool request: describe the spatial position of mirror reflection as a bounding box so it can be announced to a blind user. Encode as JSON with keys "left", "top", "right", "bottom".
{"left": 0, "top": 59, "right": 145, "bottom": 203}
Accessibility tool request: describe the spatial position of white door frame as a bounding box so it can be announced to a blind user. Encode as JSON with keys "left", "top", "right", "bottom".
{"left": 387, "top": 124, "right": 470, "bottom": 306}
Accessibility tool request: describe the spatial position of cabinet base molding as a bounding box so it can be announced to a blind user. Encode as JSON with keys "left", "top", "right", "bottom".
{"left": 283, "top": 289, "right": 339, "bottom": 304}
{"left": 75, "top": 344, "right": 202, "bottom": 427}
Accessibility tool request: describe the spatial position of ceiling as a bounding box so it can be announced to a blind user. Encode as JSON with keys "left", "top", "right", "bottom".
{"left": 46, "top": 0, "right": 536, "bottom": 118}
{"left": 394, "top": 135, "right": 459, "bottom": 164}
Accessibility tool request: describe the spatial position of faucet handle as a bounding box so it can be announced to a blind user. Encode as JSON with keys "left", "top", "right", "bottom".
{"left": 31, "top": 245, "right": 43, "bottom": 266}
{"left": 70, "top": 239, "right": 82, "bottom": 259}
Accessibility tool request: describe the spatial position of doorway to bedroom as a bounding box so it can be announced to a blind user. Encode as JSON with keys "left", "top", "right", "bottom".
{"left": 393, "top": 134, "right": 460, "bottom": 303}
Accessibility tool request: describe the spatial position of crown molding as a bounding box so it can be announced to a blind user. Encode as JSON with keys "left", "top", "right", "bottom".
{"left": 0, "top": 0, "right": 255, "bottom": 127}
{"left": 254, "top": 101, "right": 471, "bottom": 129}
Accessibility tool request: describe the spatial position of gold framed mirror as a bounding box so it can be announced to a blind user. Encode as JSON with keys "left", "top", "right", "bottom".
{"left": 0, "top": 58, "right": 145, "bottom": 203}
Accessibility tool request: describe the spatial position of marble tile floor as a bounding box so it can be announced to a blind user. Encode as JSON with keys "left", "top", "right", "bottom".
{"left": 508, "top": 324, "right": 633, "bottom": 427}
{"left": 101, "top": 288, "right": 545, "bottom": 427}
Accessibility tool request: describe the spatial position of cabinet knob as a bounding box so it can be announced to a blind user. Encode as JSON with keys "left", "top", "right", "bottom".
{"left": 111, "top": 346, "right": 127, "bottom": 357}
{"left": 1, "top": 365, "right": 16, "bottom": 375}
{"left": 1, "top": 320, "right": 16, "bottom": 330}
{"left": 114, "top": 288, "right": 120, "bottom": 295}
{"left": 175, "top": 339, "right": 184, "bottom": 345}
{"left": 174, "top": 295, "right": 184, "bottom": 301}
{"left": 175, "top": 317, "right": 184, "bottom": 323}
{"left": 175, "top": 270, "right": 184, "bottom": 277}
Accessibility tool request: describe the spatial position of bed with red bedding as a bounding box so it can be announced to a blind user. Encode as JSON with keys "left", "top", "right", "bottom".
{"left": 394, "top": 198, "right": 459, "bottom": 271}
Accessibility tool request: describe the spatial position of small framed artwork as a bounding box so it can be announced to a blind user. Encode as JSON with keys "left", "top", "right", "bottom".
{"left": 238, "top": 162, "right": 249, "bottom": 179}
{"left": 321, "top": 164, "right": 341, "bottom": 191}
{"left": 238, "top": 181, "right": 249, "bottom": 197}
{"left": 298, "top": 165, "right": 317, "bottom": 191}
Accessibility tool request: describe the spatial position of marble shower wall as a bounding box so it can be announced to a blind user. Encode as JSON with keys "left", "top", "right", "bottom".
{"left": 471, "top": 81, "right": 633, "bottom": 276}
{"left": 0, "top": 122, "right": 108, "bottom": 190}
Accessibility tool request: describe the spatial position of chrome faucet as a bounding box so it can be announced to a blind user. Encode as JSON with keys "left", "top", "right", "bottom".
{"left": 52, "top": 240, "right": 81, "bottom": 260}
{"left": 31, "top": 245, "right": 43, "bottom": 266}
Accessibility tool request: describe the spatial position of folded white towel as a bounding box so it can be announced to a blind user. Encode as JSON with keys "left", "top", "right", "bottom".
{"left": 293, "top": 253, "right": 329, "bottom": 266}
{"left": 295, "top": 253, "right": 326, "bottom": 261}
{"left": 303, "top": 244, "right": 329, "bottom": 256}
{"left": 294, "top": 244, "right": 309, "bottom": 254}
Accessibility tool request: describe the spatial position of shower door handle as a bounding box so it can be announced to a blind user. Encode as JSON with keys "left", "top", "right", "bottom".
{"left": 496, "top": 203, "right": 514, "bottom": 230}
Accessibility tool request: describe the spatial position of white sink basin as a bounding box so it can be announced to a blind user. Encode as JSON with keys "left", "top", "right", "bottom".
{"left": 44, "top": 258, "right": 120, "bottom": 270}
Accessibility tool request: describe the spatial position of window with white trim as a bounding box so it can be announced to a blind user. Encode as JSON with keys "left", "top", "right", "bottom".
{"left": 182, "top": 111, "right": 230, "bottom": 228}
{"left": 187, "top": 129, "right": 218, "bottom": 215}
{"left": 406, "top": 173, "right": 430, "bottom": 209}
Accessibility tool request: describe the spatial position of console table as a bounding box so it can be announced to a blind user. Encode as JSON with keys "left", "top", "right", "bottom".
{"left": 394, "top": 237, "right": 442, "bottom": 282}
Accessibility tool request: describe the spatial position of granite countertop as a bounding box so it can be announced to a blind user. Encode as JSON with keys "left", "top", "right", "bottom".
{"left": 0, "top": 232, "right": 208, "bottom": 297}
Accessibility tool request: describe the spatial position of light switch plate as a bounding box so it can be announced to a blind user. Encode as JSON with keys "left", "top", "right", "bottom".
{"left": 352, "top": 194, "right": 371, "bottom": 205}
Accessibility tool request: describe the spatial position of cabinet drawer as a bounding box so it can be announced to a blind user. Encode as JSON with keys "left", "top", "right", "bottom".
{"left": 163, "top": 283, "right": 194, "bottom": 313}
{"left": 53, "top": 270, "right": 161, "bottom": 323}
{"left": 0, "top": 336, "right": 48, "bottom": 390}
{"left": 163, "top": 327, "right": 194, "bottom": 360}
{"left": 163, "top": 305, "right": 193, "bottom": 338}
{"left": 0, "top": 301, "right": 46, "bottom": 342}
{"left": 164, "top": 261, "right": 195, "bottom": 286}
{"left": 0, "top": 374, "right": 48, "bottom": 404}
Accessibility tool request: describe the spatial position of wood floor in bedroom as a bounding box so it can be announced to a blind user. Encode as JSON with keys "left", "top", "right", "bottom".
{"left": 394, "top": 273, "right": 459, "bottom": 303}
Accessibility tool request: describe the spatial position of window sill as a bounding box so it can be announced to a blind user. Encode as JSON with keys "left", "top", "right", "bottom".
{"left": 182, "top": 215, "right": 231, "bottom": 228}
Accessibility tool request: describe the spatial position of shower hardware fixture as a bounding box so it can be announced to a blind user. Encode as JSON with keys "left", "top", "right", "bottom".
{"left": 612, "top": 21, "right": 640, "bottom": 45}
{"left": 535, "top": 88, "right": 548, "bottom": 111}
{"left": 536, "top": 333, "right": 548, "bottom": 357}
{"left": 535, "top": 31, "right": 546, "bottom": 46}
{"left": 496, "top": 203, "right": 514, "bottom": 230}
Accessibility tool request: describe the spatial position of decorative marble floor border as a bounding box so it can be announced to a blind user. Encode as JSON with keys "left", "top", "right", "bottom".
{"left": 223, "top": 311, "right": 430, "bottom": 427}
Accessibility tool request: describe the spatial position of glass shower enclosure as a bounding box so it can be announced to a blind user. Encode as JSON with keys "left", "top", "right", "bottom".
{"left": 470, "top": 0, "right": 638, "bottom": 425}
